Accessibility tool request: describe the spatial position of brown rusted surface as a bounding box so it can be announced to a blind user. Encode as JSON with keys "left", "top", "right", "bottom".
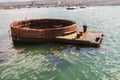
{"left": 10, "top": 19, "right": 77, "bottom": 38}
{"left": 56, "top": 31, "right": 103, "bottom": 47}
{"left": 10, "top": 18, "right": 103, "bottom": 47}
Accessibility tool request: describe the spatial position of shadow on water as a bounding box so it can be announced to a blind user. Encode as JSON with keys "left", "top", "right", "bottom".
{"left": 0, "top": 40, "right": 102, "bottom": 80}
{"left": 13, "top": 42, "right": 68, "bottom": 55}
{"left": 0, "top": 42, "right": 74, "bottom": 80}
{"left": 12, "top": 42, "right": 99, "bottom": 66}
{"left": 12, "top": 42, "right": 73, "bottom": 68}
{"left": 45, "top": 52, "right": 72, "bottom": 69}
{"left": 12, "top": 41, "right": 99, "bottom": 57}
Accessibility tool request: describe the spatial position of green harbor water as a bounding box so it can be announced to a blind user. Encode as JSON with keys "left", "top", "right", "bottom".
{"left": 0, "top": 6, "right": 120, "bottom": 80}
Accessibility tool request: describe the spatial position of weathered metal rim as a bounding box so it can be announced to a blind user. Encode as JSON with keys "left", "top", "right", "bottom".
{"left": 10, "top": 18, "right": 78, "bottom": 38}
{"left": 10, "top": 18, "right": 76, "bottom": 29}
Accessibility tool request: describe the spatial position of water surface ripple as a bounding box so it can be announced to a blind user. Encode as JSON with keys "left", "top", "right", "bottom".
{"left": 0, "top": 6, "right": 120, "bottom": 80}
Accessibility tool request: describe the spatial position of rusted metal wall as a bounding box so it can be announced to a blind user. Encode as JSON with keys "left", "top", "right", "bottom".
{"left": 10, "top": 19, "right": 77, "bottom": 39}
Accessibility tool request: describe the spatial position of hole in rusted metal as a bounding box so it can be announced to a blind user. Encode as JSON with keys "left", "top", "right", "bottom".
{"left": 95, "top": 37, "right": 100, "bottom": 42}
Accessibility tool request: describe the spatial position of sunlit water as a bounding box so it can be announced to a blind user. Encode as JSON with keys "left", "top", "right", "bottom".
{"left": 0, "top": 6, "right": 120, "bottom": 80}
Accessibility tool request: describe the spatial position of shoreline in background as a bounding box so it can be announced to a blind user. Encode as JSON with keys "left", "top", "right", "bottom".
{"left": 0, "top": 1, "right": 120, "bottom": 10}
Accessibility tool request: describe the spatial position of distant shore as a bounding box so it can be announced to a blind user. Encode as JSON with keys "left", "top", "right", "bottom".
{"left": 0, "top": 1, "right": 120, "bottom": 10}
{"left": 0, "top": 6, "right": 16, "bottom": 10}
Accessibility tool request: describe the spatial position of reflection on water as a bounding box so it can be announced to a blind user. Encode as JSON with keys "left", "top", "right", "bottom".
{"left": 0, "top": 6, "right": 120, "bottom": 80}
{"left": 13, "top": 43, "right": 68, "bottom": 55}
{"left": 0, "top": 42, "right": 82, "bottom": 80}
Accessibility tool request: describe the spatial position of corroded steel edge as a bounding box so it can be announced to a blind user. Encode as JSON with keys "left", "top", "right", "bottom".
{"left": 10, "top": 18, "right": 103, "bottom": 47}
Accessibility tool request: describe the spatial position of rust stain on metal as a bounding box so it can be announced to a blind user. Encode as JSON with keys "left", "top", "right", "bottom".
{"left": 10, "top": 18, "right": 103, "bottom": 47}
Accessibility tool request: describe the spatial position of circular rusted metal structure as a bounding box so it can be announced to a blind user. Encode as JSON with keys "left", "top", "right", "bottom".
{"left": 10, "top": 18, "right": 78, "bottom": 42}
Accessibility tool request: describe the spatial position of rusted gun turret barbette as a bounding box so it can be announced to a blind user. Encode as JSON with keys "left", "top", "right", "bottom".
{"left": 10, "top": 18, "right": 103, "bottom": 47}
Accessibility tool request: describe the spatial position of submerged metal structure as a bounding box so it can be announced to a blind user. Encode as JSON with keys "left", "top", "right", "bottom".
{"left": 10, "top": 18, "right": 103, "bottom": 47}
